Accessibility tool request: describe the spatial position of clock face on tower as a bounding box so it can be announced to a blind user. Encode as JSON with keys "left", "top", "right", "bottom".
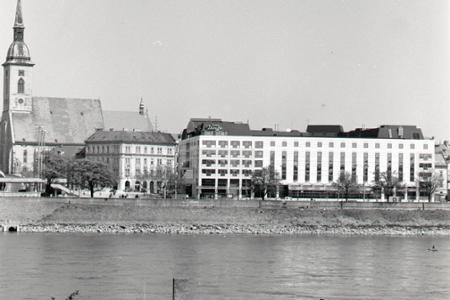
{"left": 18, "top": 98, "right": 24, "bottom": 104}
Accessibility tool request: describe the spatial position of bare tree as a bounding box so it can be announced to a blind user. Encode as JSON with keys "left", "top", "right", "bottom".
{"left": 333, "top": 172, "right": 360, "bottom": 201}
{"left": 372, "top": 171, "right": 403, "bottom": 201}
{"left": 250, "top": 166, "right": 280, "bottom": 200}
{"left": 418, "top": 174, "right": 442, "bottom": 202}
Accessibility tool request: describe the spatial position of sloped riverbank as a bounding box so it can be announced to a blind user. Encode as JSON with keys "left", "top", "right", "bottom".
{"left": 1, "top": 199, "right": 449, "bottom": 235}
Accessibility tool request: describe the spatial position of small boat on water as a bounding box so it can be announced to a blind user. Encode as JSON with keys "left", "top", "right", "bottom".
{"left": 427, "top": 245, "right": 438, "bottom": 252}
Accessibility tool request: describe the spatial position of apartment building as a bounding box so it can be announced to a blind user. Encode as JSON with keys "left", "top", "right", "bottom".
{"left": 85, "top": 130, "right": 177, "bottom": 193}
{"left": 178, "top": 118, "right": 435, "bottom": 201}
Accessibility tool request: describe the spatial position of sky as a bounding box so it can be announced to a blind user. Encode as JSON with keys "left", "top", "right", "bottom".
{"left": 1, "top": 0, "right": 449, "bottom": 140}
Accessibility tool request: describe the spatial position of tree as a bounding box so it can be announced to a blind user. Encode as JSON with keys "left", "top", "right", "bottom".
{"left": 71, "top": 159, "right": 116, "bottom": 198}
{"left": 418, "top": 174, "right": 442, "bottom": 202}
{"left": 250, "top": 166, "right": 280, "bottom": 200}
{"left": 372, "top": 171, "right": 403, "bottom": 201}
{"left": 333, "top": 172, "right": 360, "bottom": 201}
{"left": 42, "top": 151, "right": 68, "bottom": 195}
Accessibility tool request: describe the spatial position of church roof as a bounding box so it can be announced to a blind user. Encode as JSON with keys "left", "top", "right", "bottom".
{"left": 12, "top": 97, "right": 104, "bottom": 145}
{"left": 103, "top": 110, "right": 153, "bottom": 131}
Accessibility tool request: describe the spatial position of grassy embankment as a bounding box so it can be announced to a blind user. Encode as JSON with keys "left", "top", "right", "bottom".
{"left": 1, "top": 198, "right": 450, "bottom": 235}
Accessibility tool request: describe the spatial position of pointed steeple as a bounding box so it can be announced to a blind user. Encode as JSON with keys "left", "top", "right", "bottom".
{"left": 139, "top": 98, "right": 145, "bottom": 115}
{"left": 14, "top": 0, "right": 24, "bottom": 28}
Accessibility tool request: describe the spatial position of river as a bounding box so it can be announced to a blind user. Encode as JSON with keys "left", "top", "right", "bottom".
{"left": 0, "top": 233, "right": 449, "bottom": 299}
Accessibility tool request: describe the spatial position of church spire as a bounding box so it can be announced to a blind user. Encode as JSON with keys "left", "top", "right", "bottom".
{"left": 14, "top": 0, "right": 24, "bottom": 29}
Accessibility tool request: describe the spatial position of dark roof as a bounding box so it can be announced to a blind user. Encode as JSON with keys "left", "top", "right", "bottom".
{"left": 306, "top": 125, "right": 344, "bottom": 137}
{"left": 103, "top": 110, "right": 153, "bottom": 131}
{"left": 12, "top": 97, "right": 104, "bottom": 145}
{"left": 345, "top": 125, "right": 424, "bottom": 139}
{"left": 86, "top": 130, "right": 176, "bottom": 145}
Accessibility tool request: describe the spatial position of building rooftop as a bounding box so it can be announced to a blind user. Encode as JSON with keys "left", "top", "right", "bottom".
{"left": 86, "top": 130, "right": 176, "bottom": 145}
{"left": 181, "top": 118, "right": 428, "bottom": 140}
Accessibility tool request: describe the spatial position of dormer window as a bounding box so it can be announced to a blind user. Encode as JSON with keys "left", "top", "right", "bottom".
{"left": 18, "top": 78, "right": 25, "bottom": 93}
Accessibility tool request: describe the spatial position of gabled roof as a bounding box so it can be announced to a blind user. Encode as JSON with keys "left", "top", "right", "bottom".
{"left": 85, "top": 130, "right": 176, "bottom": 145}
{"left": 103, "top": 110, "right": 153, "bottom": 131}
{"left": 12, "top": 97, "right": 104, "bottom": 145}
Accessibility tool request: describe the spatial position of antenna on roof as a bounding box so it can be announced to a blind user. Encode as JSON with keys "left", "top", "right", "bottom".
{"left": 154, "top": 115, "right": 158, "bottom": 132}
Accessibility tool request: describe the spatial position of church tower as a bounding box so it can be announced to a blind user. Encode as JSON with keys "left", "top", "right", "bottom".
{"left": 2, "top": 0, "right": 34, "bottom": 113}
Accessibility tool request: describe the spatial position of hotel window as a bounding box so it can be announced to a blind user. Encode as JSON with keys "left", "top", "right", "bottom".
{"left": 375, "top": 143, "right": 380, "bottom": 149}
{"left": 255, "top": 160, "right": 263, "bottom": 168}
{"left": 230, "top": 150, "right": 239, "bottom": 158}
{"left": 340, "top": 142, "right": 345, "bottom": 148}
{"left": 270, "top": 141, "right": 276, "bottom": 147}
{"left": 270, "top": 151, "right": 275, "bottom": 170}
{"left": 157, "top": 159, "right": 162, "bottom": 165}
{"left": 231, "top": 141, "right": 240, "bottom": 148}
{"left": 351, "top": 152, "right": 357, "bottom": 181}
{"left": 281, "top": 151, "right": 287, "bottom": 180}
{"left": 317, "top": 152, "right": 322, "bottom": 182}
{"left": 202, "top": 159, "right": 215, "bottom": 167}
{"left": 18, "top": 78, "right": 25, "bottom": 93}
{"left": 218, "top": 141, "right": 228, "bottom": 148}
{"left": 305, "top": 151, "right": 310, "bottom": 182}
{"left": 387, "top": 143, "right": 392, "bottom": 149}
{"left": 294, "top": 141, "right": 299, "bottom": 147}
{"left": 106, "top": 146, "right": 110, "bottom": 153}
{"left": 150, "top": 159, "right": 154, "bottom": 166}
{"left": 218, "top": 169, "right": 228, "bottom": 176}
{"left": 151, "top": 147, "right": 154, "bottom": 154}
{"left": 282, "top": 141, "right": 287, "bottom": 147}
{"left": 230, "top": 170, "right": 239, "bottom": 177}
{"left": 242, "top": 160, "right": 252, "bottom": 167}
{"left": 306, "top": 142, "right": 310, "bottom": 147}
{"left": 293, "top": 151, "right": 298, "bottom": 181}
{"left": 423, "top": 144, "right": 428, "bottom": 150}
{"left": 398, "top": 153, "right": 404, "bottom": 182}
{"left": 387, "top": 153, "right": 392, "bottom": 178}
{"left": 363, "top": 143, "right": 368, "bottom": 148}
{"left": 328, "top": 152, "right": 334, "bottom": 182}
{"left": 410, "top": 144, "right": 415, "bottom": 150}
{"left": 410, "top": 154, "right": 415, "bottom": 182}
{"left": 136, "top": 146, "right": 141, "bottom": 154}
{"left": 157, "top": 147, "right": 162, "bottom": 154}
{"left": 363, "top": 153, "right": 368, "bottom": 183}
{"left": 218, "top": 150, "right": 228, "bottom": 157}
{"left": 399, "top": 144, "right": 403, "bottom": 149}
{"left": 340, "top": 152, "right": 345, "bottom": 174}
{"left": 243, "top": 141, "right": 252, "bottom": 148}
{"left": 329, "top": 142, "right": 334, "bottom": 148}
{"left": 375, "top": 153, "right": 380, "bottom": 181}
{"left": 254, "top": 151, "right": 263, "bottom": 158}
{"left": 230, "top": 160, "right": 239, "bottom": 167}
{"left": 18, "top": 70, "right": 25, "bottom": 76}
{"left": 242, "top": 150, "right": 252, "bottom": 158}
{"left": 255, "top": 141, "right": 263, "bottom": 148}
{"left": 352, "top": 143, "right": 357, "bottom": 149}
{"left": 168, "top": 148, "right": 173, "bottom": 155}
{"left": 23, "top": 149, "right": 27, "bottom": 163}
{"left": 317, "top": 142, "right": 322, "bottom": 148}
{"left": 144, "top": 147, "right": 147, "bottom": 154}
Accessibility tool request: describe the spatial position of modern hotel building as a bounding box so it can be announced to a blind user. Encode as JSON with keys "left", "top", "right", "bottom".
{"left": 178, "top": 118, "right": 435, "bottom": 201}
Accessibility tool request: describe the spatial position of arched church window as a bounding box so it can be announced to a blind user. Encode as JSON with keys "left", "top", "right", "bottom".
{"left": 18, "top": 78, "right": 25, "bottom": 94}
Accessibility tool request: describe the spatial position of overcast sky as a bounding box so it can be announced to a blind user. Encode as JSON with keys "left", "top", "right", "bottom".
{"left": 1, "top": 0, "right": 449, "bottom": 139}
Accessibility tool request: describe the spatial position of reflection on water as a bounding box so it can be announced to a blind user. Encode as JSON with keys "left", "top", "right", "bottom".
{"left": 0, "top": 233, "right": 449, "bottom": 299}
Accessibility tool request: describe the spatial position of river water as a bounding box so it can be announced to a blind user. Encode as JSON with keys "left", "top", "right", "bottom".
{"left": 0, "top": 233, "right": 449, "bottom": 299}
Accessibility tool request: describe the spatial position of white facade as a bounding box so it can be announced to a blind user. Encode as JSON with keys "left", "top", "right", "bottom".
{"left": 179, "top": 134, "right": 435, "bottom": 201}
{"left": 85, "top": 142, "right": 176, "bottom": 193}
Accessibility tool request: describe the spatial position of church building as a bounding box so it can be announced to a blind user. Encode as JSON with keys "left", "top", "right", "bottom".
{"left": 0, "top": 0, "right": 153, "bottom": 175}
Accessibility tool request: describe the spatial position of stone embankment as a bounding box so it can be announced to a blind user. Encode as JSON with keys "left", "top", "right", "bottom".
{"left": 19, "top": 223, "right": 450, "bottom": 235}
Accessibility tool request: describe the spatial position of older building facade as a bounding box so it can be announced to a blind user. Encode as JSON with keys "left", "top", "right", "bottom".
{"left": 85, "top": 130, "right": 177, "bottom": 194}
{"left": 179, "top": 118, "right": 435, "bottom": 201}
